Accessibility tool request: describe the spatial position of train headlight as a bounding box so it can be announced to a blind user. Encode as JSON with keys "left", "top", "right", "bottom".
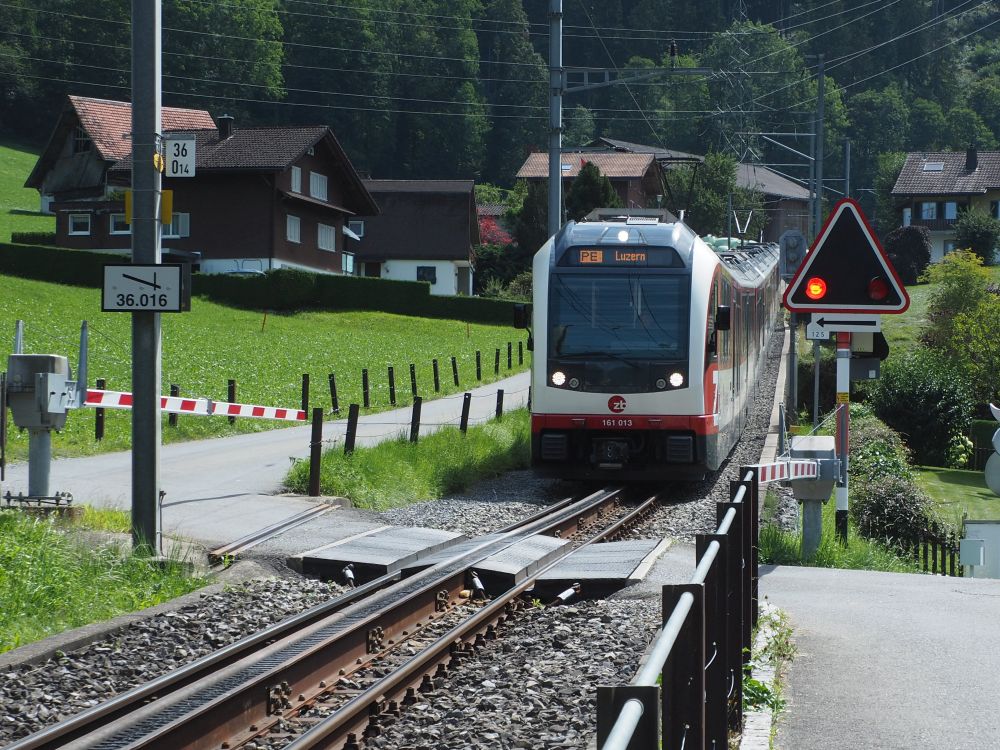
{"left": 669, "top": 372, "right": 685, "bottom": 388}
{"left": 551, "top": 371, "right": 566, "bottom": 386}
{"left": 568, "top": 377, "right": 581, "bottom": 389}
{"left": 655, "top": 378, "right": 667, "bottom": 389}
{"left": 617, "top": 230, "right": 629, "bottom": 242}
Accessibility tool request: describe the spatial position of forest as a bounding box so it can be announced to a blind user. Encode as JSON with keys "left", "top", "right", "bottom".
{"left": 1, "top": 1, "right": 999, "bottom": 227}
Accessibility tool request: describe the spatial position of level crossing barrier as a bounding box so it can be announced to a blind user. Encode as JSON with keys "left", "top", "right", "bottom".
{"left": 597, "top": 467, "right": 760, "bottom": 750}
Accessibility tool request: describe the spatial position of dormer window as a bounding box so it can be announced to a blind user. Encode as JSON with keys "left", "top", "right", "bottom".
{"left": 922, "top": 162, "right": 944, "bottom": 172}
{"left": 73, "top": 127, "right": 91, "bottom": 154}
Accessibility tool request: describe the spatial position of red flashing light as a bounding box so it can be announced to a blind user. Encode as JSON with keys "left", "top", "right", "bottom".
{"left": 868, "top": 276, "right": 890, "bottom": 302}
{"left": 805, "top": 277, "right": 827, "bottom": 300}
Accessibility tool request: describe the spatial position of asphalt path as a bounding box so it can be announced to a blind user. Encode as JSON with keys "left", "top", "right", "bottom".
{"left": 763, "top": 565, "right": 1000, "bottom": 749}
{"left": 1, "top": 371, "right": 529, "bottom": 547}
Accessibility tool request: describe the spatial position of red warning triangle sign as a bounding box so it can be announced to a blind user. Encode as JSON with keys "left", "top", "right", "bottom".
{"left": 783, "top": 198, "right": 910, "bottom": 314}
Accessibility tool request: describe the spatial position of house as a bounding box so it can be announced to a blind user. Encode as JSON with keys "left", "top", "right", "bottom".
{"left": 354, "top": 180, "right": 479, "bottom": 296}
{"left": 25, "top": 96, "right": 379, "bottom": 275}
{"left": 591, "top": 137, "right": 810, "bottom": 243}
{"left": 891, "top": 145, "right": 1000, "bottom": 262}
{"left": 516, "top": 151, "right": 665, "bottom": 210}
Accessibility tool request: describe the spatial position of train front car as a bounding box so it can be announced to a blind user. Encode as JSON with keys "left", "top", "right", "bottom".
{"left": 530, "top": 214, "right": 741, "bottom": 482}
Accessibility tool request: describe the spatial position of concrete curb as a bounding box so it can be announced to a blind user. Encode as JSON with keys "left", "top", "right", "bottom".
{"left": 739, "top": 600, "right": 784, "bottom": 750}
{"left": 758, "top": 322, "right": 791, "bottom": 468}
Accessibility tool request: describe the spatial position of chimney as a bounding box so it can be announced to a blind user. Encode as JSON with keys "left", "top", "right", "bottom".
{"left": 966, "top": 142, "right": 977, "bottom": 171}
{"left": 217, "top": 114, "right": 234, "bottom": 140}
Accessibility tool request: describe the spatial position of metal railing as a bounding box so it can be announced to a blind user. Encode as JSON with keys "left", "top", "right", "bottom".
{"left": 597, "top": 466, "right": 759, "bottom": 750}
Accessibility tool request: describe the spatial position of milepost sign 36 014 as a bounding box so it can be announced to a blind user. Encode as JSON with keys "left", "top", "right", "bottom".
{"left": 102, "top": 264, "right": 189, "bottom": 312}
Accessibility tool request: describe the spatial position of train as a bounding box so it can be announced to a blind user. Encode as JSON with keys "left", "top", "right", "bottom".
{"left": 517, "top": 209, "right": 781, "bottom": 482}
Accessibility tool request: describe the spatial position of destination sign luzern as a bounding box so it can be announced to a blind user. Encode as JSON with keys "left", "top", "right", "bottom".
{"left": 570, "top": 247, "right": 680, "bottom": 267}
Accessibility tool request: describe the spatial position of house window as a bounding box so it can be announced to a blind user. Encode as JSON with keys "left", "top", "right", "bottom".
{"left": 309, "top": 172, "right": 328, "bottom": 201}
{"left": 72, "top": 127, "right": 91, "bottom": 154}
{"left": 348, "top": 219, "right": 365, "bottom": 238}
{"left": 919, "top": 202, "right": 937, "bottom": 220}
{"left": 291, "top": 166, "right": 301, "bottom": 193}
{"left": 110, "top": 214, "right": 130, "bottom": 235}
{"left": 943, "top": 201, "right": 958, "bottom": 220}
{"left": 68, "top": 213, "right": 91, "bottom": 235}
{"left": 342, "top": 252, "right": 354, "bottom": 274}
{"left": 318, "top": 223, "right": 335, "bottom": 252}
{"left": 416, "top": 266, "right": 437, "bottom": 284}
{"left": 163, "top": 213, "right": 190, "bottom": 239}
{"left": 287, "top": 214, "right": 301, "bottom": 243}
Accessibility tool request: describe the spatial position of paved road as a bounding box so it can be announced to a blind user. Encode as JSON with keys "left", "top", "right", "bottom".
{"left": 763, "top": 565, "right": 1000, "bottom": 749}
{"left": 2, "top": 372, "right": 529, "bottom": 548}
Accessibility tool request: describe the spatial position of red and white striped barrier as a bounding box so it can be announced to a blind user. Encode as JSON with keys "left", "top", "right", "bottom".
{"left": 84, "top": 389, "right": 307, "bottom": 422}
{"left": 752, "top": 459, "right": 819, "bottom": 484}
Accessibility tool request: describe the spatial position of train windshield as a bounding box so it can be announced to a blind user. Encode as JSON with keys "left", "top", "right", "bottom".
{"left": 549, "top": 272, "right": 689, "bottom": 360}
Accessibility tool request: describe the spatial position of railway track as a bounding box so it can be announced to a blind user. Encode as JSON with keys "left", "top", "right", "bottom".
{"left": 8, "top": 486, "right": 660, "bottom": 750}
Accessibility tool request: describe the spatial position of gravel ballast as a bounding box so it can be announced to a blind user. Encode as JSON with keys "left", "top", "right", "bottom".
{"left": 0, "top": 324, "right": 786, "bottom": 748}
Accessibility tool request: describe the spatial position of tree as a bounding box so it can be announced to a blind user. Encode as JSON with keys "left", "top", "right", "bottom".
{"left": 872, "top": 152, "right": 906, "bottom": 236}
{"left": 479, "top": 0, "right": 546, "bottom": 185}
{"left": 511, "top": 180, "right": 549, "bottom": 253}
{"left": 944, "top": 107, "right": 997, "bottom": 150}
{"left": 663, "top": 152, "right": 739, "bottom": 236}
{"left": 954, "top": 207, "right": 1000, "bottom": 265}
{"left": 565, "top": 162, "right": 621, "bottom": 222}
{"left": 883, "top": 225, "right": 931, "bottom": 285}
{"left": 848, "top": 85, "right": 909, "bottom": 193}
{"left": 920, "top": 249, "right": 992, "bottom": 352}
{"left": 563, "top": 105, "right": 596, "bottom": 147}
{"left": 908, "top": 99, "right": 947, "bottom": 151}
{"left": 953, "top": 295, "right": 1000, "bottom": 407}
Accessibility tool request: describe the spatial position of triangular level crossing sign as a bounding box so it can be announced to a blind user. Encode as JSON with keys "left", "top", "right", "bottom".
{"left": 783, "top": 198, "right": 910, "bottom": 314}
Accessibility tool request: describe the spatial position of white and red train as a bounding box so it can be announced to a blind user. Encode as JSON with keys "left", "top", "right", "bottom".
{"left": 522, "top": 211, "right": 780, "bottom": 482}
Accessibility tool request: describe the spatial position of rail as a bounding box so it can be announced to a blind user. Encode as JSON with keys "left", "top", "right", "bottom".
{"left": 598, "top": 466, "right": 759, "bottom": 750}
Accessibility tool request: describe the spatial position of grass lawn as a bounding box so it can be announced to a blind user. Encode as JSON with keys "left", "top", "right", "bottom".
{"left": 0, "top": 274, "right": 526, "bottom": 460}
{"left": 914, "top": 466, "right": 1000, "bottom": 525}
{"left": 0, "top": 142, "right": 55, "bottom": 242}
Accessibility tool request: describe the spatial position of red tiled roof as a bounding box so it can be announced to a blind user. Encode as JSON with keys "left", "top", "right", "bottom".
{"left": 516, "top": 152, "right": 656, "bottom": 179}
{"left": 69, "top": 95, "right": 216, "bottom": 161}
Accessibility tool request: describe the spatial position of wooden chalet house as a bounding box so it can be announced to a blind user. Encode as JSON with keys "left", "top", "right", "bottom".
{"left": 354, "top": 180, "right": 478, "bottom": 296}
{"left": 25, "top": 95, "right": 378, "bottom": 275}
{"left": 891, "top": 145, "right": 1000, "bottom": 262}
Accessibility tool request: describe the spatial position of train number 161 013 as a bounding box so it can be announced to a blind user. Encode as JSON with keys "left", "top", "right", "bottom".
{"left": 601, "top": 418, "right": 633, "bottom": 427}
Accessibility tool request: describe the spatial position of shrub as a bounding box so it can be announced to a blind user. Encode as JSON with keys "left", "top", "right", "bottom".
{"left": 10, "top": 232, "right": 57, "bottom": 245}
{"left": 849, "top": 405, "right": 944, "bottom": 547}
{"left": 954, "top": 207, "right": 1000, "bottom": 265}
{"left": 882, "top": 225, "right": 931, "bottom": 284}
{"left": 919, "top": 248, "right": 991, "bottom": 351}
{"left": 869, "top": 349, "right": 974, "bottom": 466}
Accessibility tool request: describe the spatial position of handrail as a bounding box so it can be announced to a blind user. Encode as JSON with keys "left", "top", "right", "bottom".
{"left": 598, "top": 465, "right": 760, "bottom": 750}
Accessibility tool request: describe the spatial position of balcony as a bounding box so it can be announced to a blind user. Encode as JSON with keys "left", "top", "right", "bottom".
{"left": 909, "top": 217, "right": 957, "bottom": 231}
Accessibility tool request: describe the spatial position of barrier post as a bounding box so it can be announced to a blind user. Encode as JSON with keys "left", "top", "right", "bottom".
{"left": 362, "top": 369, "right": 370, "bottom": 409}
{"left": 227, "top": 379, "right": 237, "bottom": 425}
{"left": 301, "top": 373, "right": 310, "bottom": 414}
{"left": 167, "top": 383, "right": 178, "bottom": 428}
{"left": 476, "top": 350, "right": 482, "bottom": 381}
{"left": 410, "top": 397, "right": 422, "bottom": 443}
{"left": 496, "top": 389, "right": 504, "bottom": 419}
{"left": 744, "top": 465, "right": 760, "bottom": 628}
{"left": 432, "top": 359, "right": 440, "bottom": 392}
{"left": 507, "top": 342, "right": 512, "bottom": 369}
{"left": 1, "top": 371, "right": 6, "bottom": 480}
{"left": 388, "top": 366, "right": 396, "bottom": 406}
{"left": 344, "top": 403, "right": 359, "bottom": 455}
{"left": 460, "top": 393, "right": 471, "bottom": 433}
{"left": 719, "top": 499, "right": 746, "bottom": 731}
{"left": 696, "top": 533, "right": 729, "bottom": 746}
{"left": 96, "top": 378, "right": 107, "bottom": 439}
{"left": 518, "top": 340, "right": 523, "bottom": 366}
{"left": 329, "top": 373, "right": 339, "bottom": 414}
{"left": 494, "top": 348, "right": 500, "bottom": 375}
{"left": 661, "top": 583, "right": 705, "bottom": 749}
{"left": 451, "top": 356, "right": 459, "bottom": 386}
{"left": 410, "top": 363, "right": 417, "bottom": 397}
{"left": 308, "top": 407, "right": 323, "bottom": 497}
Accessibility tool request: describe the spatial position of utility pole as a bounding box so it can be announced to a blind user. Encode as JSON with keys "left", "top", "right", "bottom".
{"left": 131, "top": 0, "right": 163, "bottom": 552}
{"left": 813, "top": 54, "right": 825, "bottom": 234}
{"left": 546, "top": 1, "right": 709, "bottom": 238}
{"left": 547, "top": 0, "right": 563, "bottom": 238}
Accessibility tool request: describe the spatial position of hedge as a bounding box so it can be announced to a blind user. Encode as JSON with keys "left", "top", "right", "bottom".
{"left": 10, "top": 232, "right": 57, "bottom": 245}
{"left": 0, "top": 243, "right": 518, "bottom": 324}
